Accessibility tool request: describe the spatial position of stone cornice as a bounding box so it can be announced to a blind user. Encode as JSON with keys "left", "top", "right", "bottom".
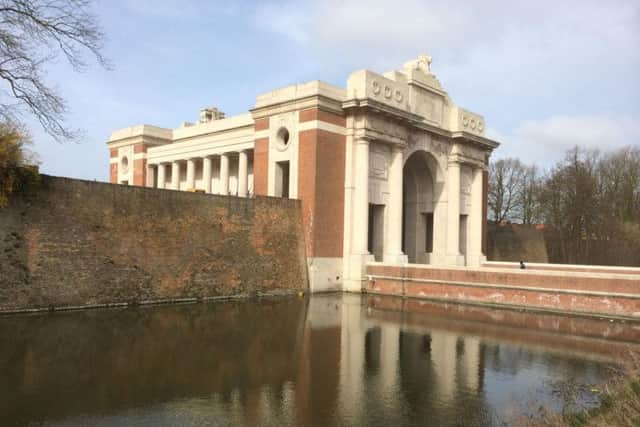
{"left": 250, "top": 95, "right": 344, "bottom": 119}
{"left": 361, "top": 128, "right": 408, "bottom": 147}
{"left": 448, "top": 152, "right": 487, "bottom": 169}
{"left": 106, "top": 136, "right": 169, "bottom": 149}
{"left": 344, "top": 99, "right": 499, "bottom": 154}
{"left": 342, "top": 98, "right": 423, "bottom": 125}
{"left": 451, "top": 132, "right": 500, "bottom": 151}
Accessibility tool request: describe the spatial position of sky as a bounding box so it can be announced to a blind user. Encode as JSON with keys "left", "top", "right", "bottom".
{"left": 23, "top": 0, "right": 640, "bottom": 181}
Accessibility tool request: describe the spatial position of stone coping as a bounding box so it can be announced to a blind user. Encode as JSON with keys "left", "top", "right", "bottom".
{"left": 366, "top": 274, "right": 640, "bottom": 299}
{"left": 367, "top": 261, "right": 640, "bottom": 281}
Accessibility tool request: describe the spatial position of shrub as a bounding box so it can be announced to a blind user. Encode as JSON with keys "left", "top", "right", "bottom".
{"left": 0, "top": 122, "right": 39, "bottom": 207}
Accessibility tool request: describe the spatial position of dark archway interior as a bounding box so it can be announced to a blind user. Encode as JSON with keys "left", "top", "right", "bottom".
{"left": 403, "top": 151, "right": 436, "bottom": 263}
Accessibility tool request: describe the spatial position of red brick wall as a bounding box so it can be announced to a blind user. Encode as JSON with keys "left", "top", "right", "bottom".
{"left": 254, "top": 138, "right": 269, "bottom": 196}
{"left": 254, "top": 117, "right": 269, "bottom": 131}
{"left": 110, "top": 163, "right": 118, "bottom": 184}
{"left": 297, "top": 128, "right": 346, "bottom": 258}
{"left": 0, "top": 176, "right": 309, "bottom": 312}
{"left": 298, "top": 130, "right": 317, "bottom": 256}
{"left": 299, "top": 108, "right": 346, "bottom": 127}
{"left": 367, "top": 264, "right": 640, "bottom": 294}
{"left": 314, "top": 130, "right": 346, "bottom": 257}
{"left": 133, "top": 159, "right": 146, "bottom": 186}
{"left": 366, "top": 264, "right": 640, "bottom": 318}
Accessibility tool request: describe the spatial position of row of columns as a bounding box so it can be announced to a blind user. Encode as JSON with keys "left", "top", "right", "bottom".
{"left": 147, "top": 150, "right": 250, "bottom": 197}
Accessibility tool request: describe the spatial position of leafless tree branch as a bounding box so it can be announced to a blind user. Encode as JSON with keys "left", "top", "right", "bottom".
{"left": 0, "top": 0, "right": 108, "bottom": 141}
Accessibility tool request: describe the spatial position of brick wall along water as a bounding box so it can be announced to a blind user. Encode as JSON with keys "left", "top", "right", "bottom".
{"left": 0, "top": 176, "right": 308, "bottom": 312}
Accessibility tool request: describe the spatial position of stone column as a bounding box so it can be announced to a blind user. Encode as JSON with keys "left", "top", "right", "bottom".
{"left": 384, "top": 145, "right": 408, "bottom": 264}
{"left": 353, "top": 138, "right": 370, "bottom": 254}
{"left": 202, "top": 156, "right": 212, "bottom": 194}
{"left": 186, "top": 158, "right": 196, "bottom": 190}
{"left": 157, "top": 163, "right": 166, "bottom": 189}
{"left": 219, "top": 153, "right": 229, "bottom": 195}
{"left": 467, "top": 167, "right": 486, "bottom": 266}
{"left": 146, "top": 164, "right": 156, "bottom": 188}
{"left": 446, "top": 160, "right": 463, "bottom": 265}
{"left": 171, "top": 160, "right": 181, "bottom": 190}
{"left": 238, "top": 150, "right": 248, "bottom": 197}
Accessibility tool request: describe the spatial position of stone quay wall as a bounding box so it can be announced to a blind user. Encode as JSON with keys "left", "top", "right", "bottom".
{"left": 366, "top": 263, "right": 640, "bottom": 320}
{"left": 0, "top": 176, "right": 308, "bottom": 313}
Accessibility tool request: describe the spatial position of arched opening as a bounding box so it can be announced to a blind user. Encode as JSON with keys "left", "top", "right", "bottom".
{"left": 403, "top": 151, "right": 438, "bottom": 263}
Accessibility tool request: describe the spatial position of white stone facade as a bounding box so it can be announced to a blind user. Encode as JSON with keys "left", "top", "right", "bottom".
{"left": 107, "top": 55, "right": 499, "bottom": 293}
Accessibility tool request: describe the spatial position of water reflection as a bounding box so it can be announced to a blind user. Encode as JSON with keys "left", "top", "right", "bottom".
{"left": 0, "top": 294, "right": 636, "bottom": 426}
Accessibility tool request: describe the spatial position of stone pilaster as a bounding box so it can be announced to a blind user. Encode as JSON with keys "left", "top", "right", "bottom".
{"left": 383, "top": 145, "right": 407, "bottom": 264}
{"left": 353, "top": 138, "right": 370, "bottom": 254}
{"left": 345, "top": 137, "right": 375, "bottom": 292}
{"left": 467, "top": 167, "right": 486, "bottom": 266}
{"left": 446, "top": 160, "right": 464, "bottom": 265}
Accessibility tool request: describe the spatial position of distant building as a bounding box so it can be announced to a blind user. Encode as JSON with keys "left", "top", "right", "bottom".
{"left": 107, "top": 55, "right": 499, "bottom": 291}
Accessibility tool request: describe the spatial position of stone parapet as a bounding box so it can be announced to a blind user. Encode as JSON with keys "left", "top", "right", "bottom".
{"left": 366, "top": 263, "right": 640, "bottom": 319}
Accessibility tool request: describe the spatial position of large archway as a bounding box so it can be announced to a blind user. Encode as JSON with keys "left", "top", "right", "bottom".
{"left": 403, "top": 151, "right": 440, "bottom": 263}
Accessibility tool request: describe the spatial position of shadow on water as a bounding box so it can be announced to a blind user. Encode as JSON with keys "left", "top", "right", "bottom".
{"left": 0, "top": 294, "right": 636, "bottom": 426}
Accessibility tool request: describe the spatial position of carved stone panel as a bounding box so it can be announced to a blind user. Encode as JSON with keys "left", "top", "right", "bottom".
{"left": 369, "top": 143, "right": 390, "bottom": 180}
{"left": 451, "top": 107, "right": 485, "bottom": 136}
{"left": 365, "top": 114, "right": 409, "bottom": 143}
{"left": 347, "top": 70, "right": 409, "bottom": 112}
{"left": 410, "top": 88, "right": 445, "bottom": 125}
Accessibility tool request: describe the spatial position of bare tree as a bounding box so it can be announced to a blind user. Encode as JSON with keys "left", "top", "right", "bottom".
{"left": 516, "top": 164, "right": 542, "bottom": 225}
{"left": 538, "top": 147, "right": 601, "bottom": 264}
{"left": 488, "top": 158, "right": 525, "bottom": 223}
{"left": 488, "top": 145, "right": 640, "bottom": 266}
{"left": 0, "top": 0, "right": 108, "bottom": 141}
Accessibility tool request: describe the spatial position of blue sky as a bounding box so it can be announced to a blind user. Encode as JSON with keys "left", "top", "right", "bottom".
{"left": 25, "top": 0, "right": 640, "bottom": 181}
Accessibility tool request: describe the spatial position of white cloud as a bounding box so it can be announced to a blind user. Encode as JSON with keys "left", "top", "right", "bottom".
{"left": 251, "top": 0, "right": 640, "bottom": 74}
{"left": 251, "top": 0, "right": 640, "bottom": 168}
{"left": 493, "top": 115, "right": 640, "bottom": 166}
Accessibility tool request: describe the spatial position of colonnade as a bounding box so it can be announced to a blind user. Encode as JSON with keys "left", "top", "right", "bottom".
{"left": 146, "top": 149, "right": 251, "bottom": 197}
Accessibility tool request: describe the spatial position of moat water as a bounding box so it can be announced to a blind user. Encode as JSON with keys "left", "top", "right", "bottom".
{"left": 1, "top": 294, "right": 637, "bottom": 426}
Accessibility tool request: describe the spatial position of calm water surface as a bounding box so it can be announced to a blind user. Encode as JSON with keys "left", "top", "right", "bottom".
{"left": 0, "top": 294, "right": 637, "bottom": 426}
